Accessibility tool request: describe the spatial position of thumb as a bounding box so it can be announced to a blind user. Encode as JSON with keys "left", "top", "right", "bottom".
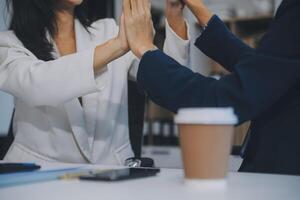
{"left": 120, "top": 14, "right": 126, "bottom": 30}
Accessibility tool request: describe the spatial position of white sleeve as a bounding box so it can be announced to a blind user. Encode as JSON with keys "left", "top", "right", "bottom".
{"left": 129, "top": 20, "right": 191, "bottom": 80}
{"left": 0, "top": 43, "right": 100, "bottom": 107}
{"left": 128, "top": 52, "right": 140, "bottom": 81}
{"left": 163, "top": 19, "right": 190, "bottom": 66}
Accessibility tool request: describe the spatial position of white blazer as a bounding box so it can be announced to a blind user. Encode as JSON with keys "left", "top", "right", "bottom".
{"left": 0, "top": 18, "right": 190, "bottom": 165}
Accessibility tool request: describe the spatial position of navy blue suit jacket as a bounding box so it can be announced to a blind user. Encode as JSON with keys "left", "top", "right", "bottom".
{"left": 137, "top": 0, "right": 300, "bottom": 175}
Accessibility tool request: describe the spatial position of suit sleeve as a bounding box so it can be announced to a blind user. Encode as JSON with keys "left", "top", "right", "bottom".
{"left": 195, "top": 15, "right": 253, "bottom": 72}
{"left": 137, "top": 50, "right": 300, "bottom": 124}
{"left": 196, "top": 4, "right": 300, "bottom": 72}
{"left": 0, "top": 36, "right": 100, "bottom": 107}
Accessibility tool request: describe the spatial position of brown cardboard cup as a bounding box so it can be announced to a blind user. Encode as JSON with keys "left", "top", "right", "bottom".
{"left": 175, "top": 108, "right": 238, "bottom": 187}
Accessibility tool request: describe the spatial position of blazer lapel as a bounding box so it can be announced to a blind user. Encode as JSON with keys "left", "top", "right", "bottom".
{"left": 63, "top": 20, "right": 96, "bottom": 162}
{"left": 74, "top": 19, "right": 105, "bottom": 146}
{"left": 64, "top": 100, "right": 92, "bottom": 162}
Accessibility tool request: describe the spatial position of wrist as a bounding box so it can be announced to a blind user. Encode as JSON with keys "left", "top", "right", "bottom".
{"left": 197, "top": 7, "right": 213, "bottom": 26}
{"left": 189, "top": 4, "right": 213, "bottom": 26}
{"left": 135, "top": 43, "right": 156, "bottom": 59}
{"left": 112, "top": 37, "right": 129, "bottom": 57}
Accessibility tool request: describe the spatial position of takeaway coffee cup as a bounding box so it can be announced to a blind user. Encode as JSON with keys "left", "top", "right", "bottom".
{"left": 175, "top": 108, "right": 238, "bottom": 186}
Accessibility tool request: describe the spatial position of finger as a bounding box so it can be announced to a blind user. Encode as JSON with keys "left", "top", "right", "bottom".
{"left": 130, "top": 0, "right": 138, "bottom": 15}
{"left": 120, "top": 14, "right": 127, "bottom": 36}
{"left": 141, "top": 0, "right": 147, "bottom": 11}
{"left": 137, "top": 0, "right": 144, "bottom": 14}
{"left": 142, "top": 0, "right": 151, "bottom": 16}
{"left": 123, "top": 0, "right": 131, "bottom": 18}
{"left": 118, "top": 14, "right": 123, "bottom": 31}
{"left": 120, "top": 13, "right": 125, "bottom": 28}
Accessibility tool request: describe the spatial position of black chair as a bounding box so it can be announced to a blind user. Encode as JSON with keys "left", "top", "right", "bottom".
{"left": 125, "top": 80, "right": 155, "bottom": 168}
{"left": 0, "top": 111, "right": 14, "bottom": 160}
{"left": 125, "top": 80, "right": 243, "bottom": 165}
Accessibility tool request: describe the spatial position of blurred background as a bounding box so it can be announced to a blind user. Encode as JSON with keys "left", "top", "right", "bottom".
{"left": 0, "top": 0, "right": 282, "bottom": 169}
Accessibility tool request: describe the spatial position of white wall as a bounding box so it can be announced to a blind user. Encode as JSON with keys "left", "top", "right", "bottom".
{"left": 0, "top": 0, "right": 8, "bottom": 31}
{"left": 275, "top": 0, "right": 282, "bottom": 11}
{"left": 0, "top": 0, "right": 14, "bottom": 136}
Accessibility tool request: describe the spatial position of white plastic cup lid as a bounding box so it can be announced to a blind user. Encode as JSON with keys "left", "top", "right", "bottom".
{"left": 175, "top": 108, "right": 238, "bottom": 125}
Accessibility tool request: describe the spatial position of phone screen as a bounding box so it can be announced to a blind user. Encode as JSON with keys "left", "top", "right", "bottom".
{"left": 79, "top": 168, "right": 160, "bottom": 182}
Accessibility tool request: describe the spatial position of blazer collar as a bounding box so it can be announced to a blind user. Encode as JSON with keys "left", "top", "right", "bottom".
{"left": 275, "top": 0, "right": 300, "bottom": 18}
{"left": 74, "top": 19, "right": 95, "bottom": 52}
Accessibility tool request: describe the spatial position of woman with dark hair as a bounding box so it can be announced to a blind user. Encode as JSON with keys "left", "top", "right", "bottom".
{"left": 0, "top": 0, "right": 190, "bottom": 164}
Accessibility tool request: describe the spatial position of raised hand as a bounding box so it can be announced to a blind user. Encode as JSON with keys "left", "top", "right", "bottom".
{"left": 115, "top": 14, "right": 130, "bottom": 55}
{"left": 166, "top": 0, "right": 188, "bottom": 40}
{"left": 182, "top": 0, "right": 213, "bottom": 26}
{"left": 123, "top": 0, "right": 155, "bottom": 58}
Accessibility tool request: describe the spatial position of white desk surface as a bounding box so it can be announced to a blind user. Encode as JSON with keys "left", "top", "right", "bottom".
{"left": 0, "top": 163, "right": 300, "bottom": 200}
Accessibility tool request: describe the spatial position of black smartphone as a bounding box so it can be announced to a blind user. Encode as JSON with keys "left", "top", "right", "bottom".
{"left": 0, "top": 163, "right": 41, "bottom": 174}
{"left": 79, "top": 168, "right": 160, "bottom": 182}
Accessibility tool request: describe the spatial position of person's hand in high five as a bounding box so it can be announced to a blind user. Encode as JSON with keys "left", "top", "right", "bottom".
{"left": 182, "top": 0, "right": 213, "bottom": 26}
{"left": 166, "top": 0, "right": 188, "bottom": 40}
{"left": 115, "top": 14, "right": 130, "bottom": 54}
{"left": 123, "top": 0, "right": 155, "bottom": 59}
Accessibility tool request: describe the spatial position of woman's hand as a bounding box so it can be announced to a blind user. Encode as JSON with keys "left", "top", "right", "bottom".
{"left": 123, "top": 0, "right": 155, "bottom": 58}
{"left": 92, "top": 14, "right": 130, "bottom": 72}
{"left": 182, "top": 0, "right": 213, "bottom": 26}
{"left": 166, "top": 0, "right": 188, "bottom": 40}
{"left": 114, "top": 14, "right": 130, "bottom": 56}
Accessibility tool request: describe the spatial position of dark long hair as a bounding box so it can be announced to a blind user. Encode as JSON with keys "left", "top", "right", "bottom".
{"left": 6, "top": 0, "right": 104, "bottom": 61}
